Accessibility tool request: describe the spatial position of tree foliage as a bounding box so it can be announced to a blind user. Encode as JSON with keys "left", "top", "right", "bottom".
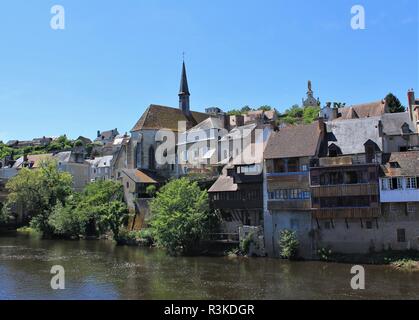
{"left": 52, "top": 180, "right": 129, "bottom": 240}
{"left": 282, "top": 104, "right": 320, "bottom": 125}
{"left": 386, "top": 93, "right": 405, "bottom": 113}
{"left": 226, "top": 105, "right": 274, "bottom": 116}
{"left": 149, "top": 178, "right": 218, "bottom": 255}
{"left": 4, "top": 160, "right": 73, "bottom": 233}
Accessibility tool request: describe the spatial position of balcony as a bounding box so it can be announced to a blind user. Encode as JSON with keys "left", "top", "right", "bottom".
{"left": 268, "top": 200, "right": 311, "bottom": 211}
{"left": 312, "top": 207, "right": 381, "bottom": 220}
{"left": 311, "top": 183, "right": 379, "bottom": 197}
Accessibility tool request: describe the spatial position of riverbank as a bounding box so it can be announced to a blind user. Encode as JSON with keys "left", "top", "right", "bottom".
{"left": 4, "top": 228, "right": 419, "bottom": 272}
{"left": 322, "top": 250, "right": 419, "bottom": 272}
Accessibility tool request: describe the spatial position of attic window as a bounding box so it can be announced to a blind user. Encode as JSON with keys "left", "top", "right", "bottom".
{"left": 389, "top": 162, "right": 400, "bottom": 169}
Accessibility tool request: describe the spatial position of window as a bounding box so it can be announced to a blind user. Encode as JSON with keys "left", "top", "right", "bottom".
{"left": 390, "top": 162, "right": 400, "bottom": 169}
{"left": 406, "top": 177, "right": 418, "bottom": 189}
{"left": 397, "top": 177, "right": 404, "bottom": 189}
{"left": 381, "top": 178, "right": 389, "bottom": 190}
{"left": 397, "top": 229, "right": 406, "bottom": 243}
{"left": 365, "top": 220, "right": 373, "bottom": 229}
{"left": 288, "top": 158, "right": 299, "bottom": 172}
{"left": 407, "top": 203, "right": 416, "bottom": 214}
{"left": 390, "top": 177, "right": 403, "bottom": 190}
{"left": 301, "top": 165, "right": 308, "bottom": 172}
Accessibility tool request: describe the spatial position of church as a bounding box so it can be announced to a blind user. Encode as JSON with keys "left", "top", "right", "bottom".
{"left": 112, "top": 61, "right": 213, "bottom": 227}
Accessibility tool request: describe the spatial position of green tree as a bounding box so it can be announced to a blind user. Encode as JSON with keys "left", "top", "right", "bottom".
{"left": 4, "top": 160, "right": 73, "bottom": 235}
{"left": 258, "top": 105, "right": 272, "bottom": 111}
{"left": 240, "top": 105, "right": 252, "bottom": 113}
{"left": 47, "top": 135, "right": 73, "bottom": 152}
{"left": 0, "top": 142, "right": 14, "bottom": 160}
{"left": 303, "top": 106, "right": 321, "bottom": 124}
{"left": 48, "top": 198, "right": 88, "bottom": 237}
{"left": 386, "top": 93, "right": 405, "bottom": 113}
{"left": 77, "top": 180, "right": 129, "bottom": 240}
{"left": 146, "top": 185, "right": 157, "bottom": 197}
{"left": 279, "top": 229, "right": 299, "bottom": 260}
{"left": 149, "top": 178, "right": 217, "bottom": 255}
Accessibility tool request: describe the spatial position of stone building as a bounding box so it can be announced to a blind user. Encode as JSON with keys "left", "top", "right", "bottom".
{"left": 263, "top": 120, "right": 327, "bottom": 257}
{"left": 207, "top": 122, "right": 272, "bottom": 237}
{"left": 379, "top": 151, "right": 419, "bottom": 251}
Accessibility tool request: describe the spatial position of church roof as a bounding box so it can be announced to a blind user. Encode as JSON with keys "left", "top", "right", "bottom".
{"left": 131, "top": 104, "right": 210, "bottom": 132}
{"left": 179, "top": 61, "right": 190, "bottom": 96}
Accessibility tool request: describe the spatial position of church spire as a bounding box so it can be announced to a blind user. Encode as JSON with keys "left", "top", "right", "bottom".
{"left": 179, "top": 59, "right": 190, "bottom": 115}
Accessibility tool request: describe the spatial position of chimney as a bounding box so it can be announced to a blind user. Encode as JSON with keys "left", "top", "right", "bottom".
{"left": 229, "top": 115, "right": 244, "bottom": 128}
{"left": 97, "top": 130, "right": 101, "bottom": 138}
{"left": 408, "top": 89, "right": 415, "bottom": 108}
{"left": 317, "top": 117, "right": 325, "bottom": 133}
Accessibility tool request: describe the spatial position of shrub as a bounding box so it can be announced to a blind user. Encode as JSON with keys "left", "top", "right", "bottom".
{"left": 279, "top": 229, "right": 299, "bottom": 260}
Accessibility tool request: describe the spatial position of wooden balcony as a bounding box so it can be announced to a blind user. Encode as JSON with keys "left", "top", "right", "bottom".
{"left": 268, "top": 200, "right": 312, "bottom": 211}
{"left": 311, "top": 183, "right": 379, "bottom": 197}
{"left": 211, "top": 199, "right": 263, "bottom": 210}
{"left": 312, "top": 207, "right": 381, "bottom": 219}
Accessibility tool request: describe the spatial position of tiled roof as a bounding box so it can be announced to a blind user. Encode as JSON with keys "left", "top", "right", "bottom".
{"left": 326, "top": 117, "right": 383, "bottom": 155}
{"left": 264, "top": 121, "right": 322, "bottom": 159}
{"left": 380, "top": 112, "right": 414, "bottom": 135}
{"left": 337, "top": 100, "right": 386, "bottom": 120}
{"left": 131, "top": 105, "right": 210, "bottom": 132}
{"left": 122, "top": 169, "right": 165, "bottom": 184}
{"left": 208, "top": 175, "right": 238, "bottom": 193}
{"left": 13, "top": 154, "right": 54, "bottom": 169}
{"left": 381, "top": 152, "right": 419, "bottom": 177}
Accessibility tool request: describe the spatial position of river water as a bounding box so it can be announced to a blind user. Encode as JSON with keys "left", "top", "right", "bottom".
{"left": 0, "top": 232, "right": 418, "bottom": 300}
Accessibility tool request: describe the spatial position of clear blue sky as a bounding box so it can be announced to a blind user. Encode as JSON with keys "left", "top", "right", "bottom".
{"left": 0, "top": 0, "right": 417, "bottom": 141}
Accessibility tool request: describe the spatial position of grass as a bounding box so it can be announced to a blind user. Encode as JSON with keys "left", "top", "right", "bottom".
{"left": 16, "top": 227, "right": 39, "bottom": 234}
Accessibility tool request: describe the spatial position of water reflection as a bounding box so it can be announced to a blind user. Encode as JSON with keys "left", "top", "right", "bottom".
{"left": 0, "top": 233, "right": 419, "bottom": 300}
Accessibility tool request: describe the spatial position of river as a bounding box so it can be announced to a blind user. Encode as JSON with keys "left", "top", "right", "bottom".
{"left": 0, "top": 232, "right": 418, "bottom": 300}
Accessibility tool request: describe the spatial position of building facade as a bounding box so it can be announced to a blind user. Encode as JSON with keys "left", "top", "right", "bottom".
{"left": 263, "top": 120, "right": 326, "bottom": 257}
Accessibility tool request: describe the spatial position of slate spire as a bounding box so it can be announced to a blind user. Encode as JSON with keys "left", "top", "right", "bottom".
{"left": 179, "top": 60, "right": 191, "bottom": 115}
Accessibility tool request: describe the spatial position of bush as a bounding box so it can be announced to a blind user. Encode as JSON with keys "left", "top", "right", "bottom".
{"left": 240, "top": 232, "right": 255, "bottom": 255}
{"left": 149, "top": 178, "right": 218, "bottom": 255}
{"left": 279, "top": 230, "right": 299, "bottom": 260}
{"left": 48, "top": 201, "right": 89, "bottom": 238}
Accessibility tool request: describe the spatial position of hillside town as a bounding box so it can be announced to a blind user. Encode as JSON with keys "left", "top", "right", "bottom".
{"left": 1, "top": 62, "right": 419, "bottom": 260}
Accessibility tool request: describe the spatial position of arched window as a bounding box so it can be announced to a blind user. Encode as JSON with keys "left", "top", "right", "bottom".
{"left": 149, "top": 146, "right": 155, "bottom": 170}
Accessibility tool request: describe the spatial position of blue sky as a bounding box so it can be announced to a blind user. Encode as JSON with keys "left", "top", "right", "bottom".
{"left": 0, "top": 0, "right": 417, "bottom": 141}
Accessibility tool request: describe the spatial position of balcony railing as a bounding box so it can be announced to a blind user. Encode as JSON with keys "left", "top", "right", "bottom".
{"left": 268, "top": 200, "right": 312, "bottom": 211}
{"left": 312, "top": 207, "right": 381, "bottom": 219}
{"left": 266, "top": 171, "right": 309, "bottom": 178}
{"left": 311, "top": 183, "right": 379, "bottom": 197}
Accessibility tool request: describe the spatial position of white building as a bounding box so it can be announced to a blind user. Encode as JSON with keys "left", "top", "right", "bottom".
{"left": 87, "top": 155, "right": 113, "bottom": 182}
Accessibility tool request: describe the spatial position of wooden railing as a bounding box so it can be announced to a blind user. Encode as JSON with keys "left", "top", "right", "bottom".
{"left": 312, "top": 207, "right": 381, "bottom": 219}
{"left": 268, "top": 200, "right": 312, "bottom": 211}
{"left": 311, "top": 183, "right": 379, "bottom": 197}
